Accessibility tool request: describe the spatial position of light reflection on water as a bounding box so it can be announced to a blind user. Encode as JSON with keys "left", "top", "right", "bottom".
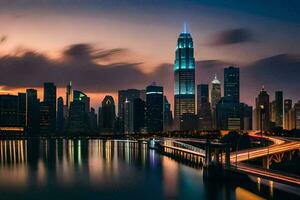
{"left": 0, "top": 139, "right": 294, "bottom": 200}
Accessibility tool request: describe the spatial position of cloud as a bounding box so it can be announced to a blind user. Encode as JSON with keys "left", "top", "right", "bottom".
{"left": 0, "top": 35, "right": 7, "bottom": 44}
{"left": 0, "top": 43, "right": 170, "bottom": 93}
{"left": 210, "top": 28, "right": 254, "bottom": 45}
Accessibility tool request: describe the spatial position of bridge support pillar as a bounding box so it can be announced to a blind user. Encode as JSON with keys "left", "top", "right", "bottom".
{"left": 225, "top": 145, "right": 231, "bottom": 169}
{"left": 262, "top": 156, "right": 270, "bottom": 169}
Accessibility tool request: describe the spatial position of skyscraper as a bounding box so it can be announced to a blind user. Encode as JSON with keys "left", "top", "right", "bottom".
{"left": 146, "top": 84, "right": 164, "bottom": 133}
{"left": 284, "top": 99, "right": 292, "bottom": 129}
{"left": 197, "top": 84, "right": 212, "bottom": 130}
{"left": 133, "top": 98, "right": 146, "bottom": 134}
{"left": 163, "top": 96, "right": 173, "bottom": 131}
{"left": 224, "top": 66, "right": 240, "bottom": 103}
{"left": 211, "top": 75, "right": 221, "bottom": 129}
{"left": 42, "top": 82, "right": 57, "bottom": 134}
{"left": 57, "top": 97, "right": 64, "bottom": 132}
{"left": 294, "top": 101, "right": 300, "bottom": 130}
{"left": 18, "top": 93, "right": 26, "bottom": 128}
{"left": 275, "top": 91, "right": 283, "bottom": 127}
{"left": 174, "top": 27, "right": 195, "bottom": 122}
{"left": 68, "top": 90, "right": 89, "bottom": 133}
{"left": 66, "top": 81, "right": 72, "bottom": 110}
{"left": 255, "top": 87, "right": 270, "bottom": 131}
{"left": 118, "top": 89, "right": 141, "bottom": 132}
{"left": 26, "top": 89, "right": 40, "bottom": 134}
{"left": 100, "top": 95, "right": 116, "bottom": 133}
{"left": 211, "top": 75, "right": 221, "bottom": 110}
{"left": 124, "top": 98, "right": 134, "bottom": 134}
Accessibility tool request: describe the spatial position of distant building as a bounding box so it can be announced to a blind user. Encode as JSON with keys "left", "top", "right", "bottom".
{"left": 26, "top": 89, "right": 40, "bottom": 135}
{"left": 100, "top": 95, "right": 116, "bottom": 133}
{"left": 197, "top": 84, "right": 212, "bottom": 130}
{"left": 174, "top": 28, "right": 195, "bottom": 123}
{"left": 164, "top": 96, "right": 173, "bottom": 131}
{"left": 294, "top": 101, "right": 300, "bottom": 130}
{"left": 211, "top": 75, "right": 221, "bottom": 129}
{"left": 124, "top": 98, "right": 134, "bottom": 134}
{"left": 18, "top": 93, "right": 26, "bottom": 128}
{"left": 133, "top": 98, "right": 146, "bottom": 134}
{"left": 118, "top": 89, "right": 141, "bottom": 132}
{"left": 224, "top": 66, "right": 240, "bottom": 103}
{"left": 216, "top": 96, "right": 242, "bottom": 130}
{"left": 88, "top": 107, "right": 98, "bottom": 132}
{"left": 57, "top": 97, "right": 64, "bottom": 133}
{"left": 41, "top": 82, "right": 57, "bottom": 134}
{"left": 240, "top": 103, "right": 253, "bottom": 130}
{"left": 68, "top": 90, "right": 89, "bottom": 133}
{"left": 146, "top": 84, "right": 164, "bottom": 133}
{"left": 284, "top": 99, "right": 292, "bottom": 130}
{"left": 66, "top": 81, "right": 72, "bottom": 111}
{"left": 255, "top": 87, "right": 270, "bottom": 131}
{"left": 275, "top": 91, "right": 283, "bottom": 127}
{"left": 0, "top": 95, "right": 20, "bottom": 133}
{"left": 39, "top": 102, "right": 52, "bottom": 134}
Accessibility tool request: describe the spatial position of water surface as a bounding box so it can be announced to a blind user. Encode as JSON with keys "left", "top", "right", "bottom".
{"left": 0, "top": 139, "right": 297, "bottom": 200}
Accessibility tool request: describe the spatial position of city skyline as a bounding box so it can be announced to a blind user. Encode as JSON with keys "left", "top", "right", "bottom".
{"left": 0, "top": 1, "right": 300, "bottom": 109}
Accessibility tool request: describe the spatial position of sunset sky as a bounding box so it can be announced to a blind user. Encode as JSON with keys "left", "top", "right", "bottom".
{"left": 0, "top": 0, "right": 299, "bottom": 111}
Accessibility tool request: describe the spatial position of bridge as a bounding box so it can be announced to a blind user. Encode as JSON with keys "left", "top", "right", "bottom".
{"left": 150, "top": 134, "right": 300, "bottom": 187}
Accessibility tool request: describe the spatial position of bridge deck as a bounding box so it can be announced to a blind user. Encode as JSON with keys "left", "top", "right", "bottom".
{"left": 233, "top": 163, "right": 300, "bottom": 186}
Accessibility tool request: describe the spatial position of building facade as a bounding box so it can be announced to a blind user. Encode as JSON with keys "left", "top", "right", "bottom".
{"left": 224, "top": 66, "right": 240, "bottom": 103}
{"left": 174, "top": 29, "right": 195, "bottom": 122}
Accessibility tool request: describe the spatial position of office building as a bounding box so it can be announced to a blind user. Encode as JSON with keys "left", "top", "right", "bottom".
{"left": 146, "top": 84, "right": 164, "bottom": 133}
{"left": 174, "top": 27, "right": 195, "bottom": 122}
{"left": 224, "top": 66, "right": 240, "bottom": 102}
{"left": 255, "top": 87, "right": 270, "bottom": 131}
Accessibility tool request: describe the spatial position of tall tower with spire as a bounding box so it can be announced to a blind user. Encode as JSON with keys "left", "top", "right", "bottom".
{"left": 211, "top": 74, "right": 221, "bottom": 110}
{"left": 174, "top": 24, "right": 195, "bottom": 121}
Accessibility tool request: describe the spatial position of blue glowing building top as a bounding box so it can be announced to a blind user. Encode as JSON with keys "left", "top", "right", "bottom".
{"left": 174, "top": 24, "right": 196, "bottom": 119}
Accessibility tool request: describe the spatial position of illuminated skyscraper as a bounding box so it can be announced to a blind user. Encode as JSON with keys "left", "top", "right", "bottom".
{"left": 174, "top": 25, "right": 195, "bottom": 121}
{"left": 211, "top": 75, "right": 221, "bottom": 110}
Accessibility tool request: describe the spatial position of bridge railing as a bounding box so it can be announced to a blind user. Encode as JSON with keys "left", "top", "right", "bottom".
{"left": 162, "top": 139, "right": 205, "bottom": 155}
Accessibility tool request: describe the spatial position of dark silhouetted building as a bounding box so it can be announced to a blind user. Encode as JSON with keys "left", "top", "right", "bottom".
{"left": 164, "top": 96, "right": 173, "bottom": 131}
{"left": 57, "top": 97, "right": 64, "bottom": 133}
{"left": 118, "top": 89, "right": 141, "bottom": 132}
{"left": 211, "top": 75, "right": 221, "bottom": 129}
{"left": 88, "top": 107, "right": 98, "bottom": 132}
{"left": 133, "top": 98, "right": 146, "bottom": 134}
{"left": 146, "top": 84, "right": 164, "bottom": 133}
{"left": 197, "top": 84, "right": 212, "bottom": 130}
{"left": 26, "top": 89, "right": 40, "bottom": 134}
{"left": 41, "top": 82, "right": 57, "bottom": 134}
{"left": 68, "top": 90, "right": 89, "bottom": 133}
{"left": 124, "top": 98, "right": 134, "bottom": 134}
{"left": 18, "top": 93, "right": 26, "bottom": 128}
{"left": 284, "top": 99, "right": 292, "bottom": 130}
{"left": 255, "top": 87, "right": 270, "bottom": 131}
{"left": 240, "top": 103, "right": 253, "bottom": 130}
{"left": 174, "top": 28, "right": 195, "bottom": 125}
{"left": 99, "top": 95, "right": 116, "bottom": 133}
{"left": 216, "top": 96, "right": 242, "bottom": 130}
{"left": 224, "top": 66, "right": 240, "bottom": 103}
{"left": 0, "top": 95, "right": 19, "bottom": 131}
{"left": 275, "top": 91, "right": 283, "bottom": 127}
